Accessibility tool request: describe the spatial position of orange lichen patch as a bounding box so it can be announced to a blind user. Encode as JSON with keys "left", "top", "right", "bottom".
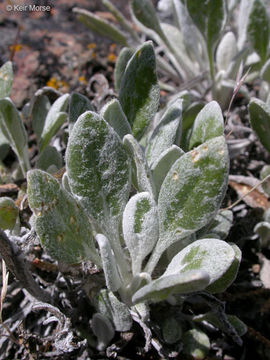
{"left": 107, "top": 53, "right": 117, "bottom": 63}
{"left": 91, "top": 52, "right": 97, "bottom": 59}
{"left": 46, "top": 77, "right": 68, "bottom": 90}
{"left": 87, "top": 43, "right": 97, "bottom": 49}
{"left": 191, "top": 150, "right": 200, "bottom": 163}
{"left": 9, "top": 44, "right": 23, "bottom": 53}
{"left": 46, "top": 77, "right": 57, "bottom": 88}
{"left": 78, "top": 76, "right": 87, "bottom": 84}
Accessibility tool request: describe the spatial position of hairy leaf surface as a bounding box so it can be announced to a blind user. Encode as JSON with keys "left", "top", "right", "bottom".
{"left": 66, "top": 111, "right": 131, "bottom": 239}
{"left": 119, "top": 41, "right": 159, "bottom": 139}
{"left": 27, "top": 169, "right": 101, "bottom": 265}
{"left": 249, "top": 98, "right": 270, "bottom": 153}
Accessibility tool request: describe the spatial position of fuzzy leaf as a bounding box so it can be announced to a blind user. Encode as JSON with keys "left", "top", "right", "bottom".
{"left": 189, "top": 101, "right": 224, "bottom": 149}
{"left": 131, "top": 0, "right": 165, "bottom": 40}
{"left": 197, "top": 210, "right": 233, "bottom": 240}
{"left": 260, "top": 165, "right": 270, "bottom": 196}
{"left": 160, "top": 22, "right": 196, "bottom": 79}
{"left": 0, "top": 62, "right": 13, "bottom": 99}
{"left": 123, "top": 134, "right": 155, "bottom": 196}
{"left": 206, "top": 243, "right": 241, "bottom": 293}
{"left": 164, "top": 239, "right": 235, "bottom": 285}
{"left": 162, "top": 317, "right": 182, "bottom": 344}
{"left": 128, "top": 272, "right": 152, "bottom": 295}
{"left": 36, "top": 146, "right": 63, "bottom": 172}
{"left": 237, "top": 0, "right": 254, "bottom": 49}
{"left": 0, "top": 197, "right": 18, "bottom": 230}
{"left": 66, "top": 111, "right": 131, "bottom": 240}
{"left": 151, "top": 145, "right": 184, "bottom": 195}
{"left": 216, "top": 32, "right": 238, "bottom": 72}
{"left": 261, "top": 59, "right": 270, "bottom": 84}
{"left": 146, "top": 136, "right": 229, "bottom": 273}
{"left": 96, "top": 234, "right": 122, "bottom": 292}
{"left": 247, "top": 0, "right": 269, "bottom": 64}
{"left": 146, "top": 98, "right": 183, "bottom": 167}
{"left": 173, "top": 0, "right": 207, "bottom": 68}
{"left": 119, "top": 41, "right": 160, "bottom": 139}
{"left": 195, "top": 312, "right": 247, "bottom": 337}
{"left": 248, "top": 98, "right": 270, "bottom": 153}
{"left": 132, "top": 270, "right": 210, "bottom": 303}
{"left": 254, "top": 221, "right": 270, "bottom": 248}
{"left": 69, "top": 92, "right": 93, "bottom": 133}
{"left": 181, "top": 102, "right": 204, "bottom": 151}
{"left": 123, "top": 192, "right": 158, "bottom": 275}
{"left": 186, "top": 0, "right": 227, "bottom": 55}
{"left": 114, "top": 47, "right": 135, "bottom": 92}
{"left": 27, "top": 169, "right": 101, "bottom": 266}
{"left": 40, "top": 94, "right": 69, "bottom": 151}
{"left": 73, "top": 8, "right": 128, "bottom": 46}
{"left": 91, "top": 313, "right": 115, "bottom": 351}
{"left": 227, "top": 315, "right": 247, "bottom": 337}
{"left": 96, "top": 290, "right": 132, "bottom": 332}
{"left": 0, "top": 98, "right": 30, "bottom": 175}
{"left": 31, "top": 95, "right": 51, "bottom": 143}
{"left": 100, "top": 99, "right": 131, "bottom": 139}
{"left": 183, "top": 329, "right": 210, "bottom": 360}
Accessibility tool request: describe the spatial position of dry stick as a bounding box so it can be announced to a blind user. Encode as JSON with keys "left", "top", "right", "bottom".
{"left": 0, "top": 259, "right": 19, "bottom": 345}
{"left": 0, "top": 230, "right": 51, "bottom": 303}
{"left": 223, "top": 174, "right": 270, "bottom": 211}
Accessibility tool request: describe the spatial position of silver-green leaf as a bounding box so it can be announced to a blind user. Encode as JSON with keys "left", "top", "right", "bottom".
{"left": 73, "top": 7, "right": 128, "bottom": 46}
{"left": 146, "top": 98, "right": 183, "bottom": 167}
{"left": 40, "top": 94, "right": 69, "bottom": 151}
{"left": 114, "top": 47, "right": 135, "bottom": 92}
{"left": 123, "top": 134, "right": 155, "bottom": 196}
{"left": 151, "top": 145, "right": 184, "bottom": 196}
{"left": 66, "top": 111, "right": 131, "bottom": 245}
{"left": 247, "top": 0, "right": 270, "bottom": 64}
{"left": 146, "top": 136, "right": 229, "bottom": 273}
{"left": 248, "top": 98, "right": 270, "bottom": 153}
{"left": 100, "top": 99, "right": 131, "bottom": 139}
{"left": 0, "top": 61, "right": 13, "bottom": 99}
{"left": 119, "top": 41, "right": 160, "bottom": 139}
{"left": 96, "top": 234, "right": 122, "bottom": 292}
{"left": 27, "top": 169, "right": 101, "bottom": 266}
{"left": 0, "top": 98, "right": 30, "bottom": 176}
{"left": 132, "top": 270, "right": 210, "bottom": 303}
{"left": 189, "top": 101, "right": 224, "bottom": 149}
{"left": 123, "top": 192, "right": 159, "bottom": 275}
{"left": 69, "top": 92, "right": 93, "bottom": 134}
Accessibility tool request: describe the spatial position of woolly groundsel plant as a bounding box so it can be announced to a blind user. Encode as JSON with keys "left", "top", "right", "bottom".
{"left": 73, "top": 0, "right": 270, "bottom": 108}
{"left": 0, "top": 42, "right": 246, "bottom": 357}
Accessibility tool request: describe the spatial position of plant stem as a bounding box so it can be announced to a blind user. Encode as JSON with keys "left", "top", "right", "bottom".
{"left": 0, "top": 230, "right": 51, "bottom": 303}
